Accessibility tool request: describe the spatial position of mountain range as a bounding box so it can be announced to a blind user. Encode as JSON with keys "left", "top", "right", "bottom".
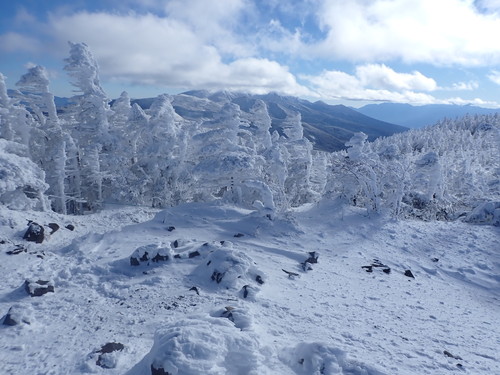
{"left": 133, "top": 91, "right": 408, "bottom": 152}
{"left": 356, "top": 103, "right": 500, "bottom": 128}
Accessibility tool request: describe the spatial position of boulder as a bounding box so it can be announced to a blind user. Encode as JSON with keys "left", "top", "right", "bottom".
{"left": 24, "top": 279, "right": 54, "bottom": 297}
{"left": 404, "top": 270, "right": 415, "bottom": 279}
{"left": 96, "top": 342, "right": 125, "bottom": 369}
{"left": 65, "top": 224, "right": 75, "bottom": 231}
{"left": 188, "top": 250, "right": 200, "bottom": 258}
{"left": 305, "top": 251, "right": 319, "bottom": 264}
{"left": 151, "top": 365, "right": 170, "bottom": 375}
{"left": 23, "top": 222, "right": 44, "bottom": 243}
{"left": 48, "top": 223, "right": 60, "bottom": 234}
{"left": 2, "top": 304, "right": 32, "bottom": 326}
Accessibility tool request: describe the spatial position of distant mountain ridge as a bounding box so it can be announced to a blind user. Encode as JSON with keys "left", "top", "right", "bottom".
{"left": 131, "top": 90, "right": 408, "bottom": 152}
{"left": 356, "top": 103, "right": 500, "bottom": 128}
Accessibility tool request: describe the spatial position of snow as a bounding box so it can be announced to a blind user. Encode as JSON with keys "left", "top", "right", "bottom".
{"left": 1, "top": 200, "right": 498, "bottom": 374}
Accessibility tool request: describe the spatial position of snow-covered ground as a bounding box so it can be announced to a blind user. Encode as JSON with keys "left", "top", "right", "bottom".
{"left": 0, "top": 200, "right": 498, "bottom": 374}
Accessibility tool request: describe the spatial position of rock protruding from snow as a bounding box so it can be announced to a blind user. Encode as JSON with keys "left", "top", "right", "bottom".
{"left": 134, "top": 315, "right": 262, "bottom": 375}
{"left": 95, "top": 342, "right": 125, "bottom": 369}
{"left": 23, "top": 221, "right": 44, "bottom": 243}
{"left": 192, "top": 247, "right": 265, "bottom": 294}
{"left": 2, "top": 304, "right": 33, "bottom": 326}
{"left": 130, "top": 244, "right": 171, "bottom": 266}
{"left": 24, "top": 279, "right": 54, "bottom": 296}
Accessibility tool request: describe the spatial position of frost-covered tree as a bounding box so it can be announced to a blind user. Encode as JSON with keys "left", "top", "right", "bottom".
{"left": 0, "top": 138, "right": 48, "bottom": 210}
{"left": 64, "top": 42, "right": 111, "bottom": 211}
{"left": 15, "top": 65, "right": 73, "bottom": 213}
{"left": 0, "top": 74, "right": 32, "bottom": 150}
{"left": 278, "top": 111, "right": 317, "bottom": 207}
{"left": 187, "top": 103, "right": 258, "bottom": 203}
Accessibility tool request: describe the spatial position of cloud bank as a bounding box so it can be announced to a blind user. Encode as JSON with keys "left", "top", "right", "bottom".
{"left": 1, "top": 0, "right": 500, "bottom": 106}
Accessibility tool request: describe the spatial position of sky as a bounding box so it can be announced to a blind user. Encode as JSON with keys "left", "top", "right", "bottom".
{"left": 1, "top": 0, "right": 500, "bottom": 107}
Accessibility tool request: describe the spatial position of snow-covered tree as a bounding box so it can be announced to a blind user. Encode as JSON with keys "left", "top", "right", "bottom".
{"left": 15, "top": 65, "right": 72, "bottom": 213}
{"left": 64, "top": 42, "right": 111, "bottom": 212}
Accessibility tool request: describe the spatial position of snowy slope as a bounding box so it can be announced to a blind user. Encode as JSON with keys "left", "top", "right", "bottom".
{"left": 0, "top": 201, "right": 498, "bottom": 374}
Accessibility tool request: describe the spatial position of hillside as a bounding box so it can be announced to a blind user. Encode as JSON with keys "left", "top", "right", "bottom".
{"left": 130, "top": 91, "right": 408, "bottom": 152}
{"left": 356, "top": 103, "right": 500, "bottom": 128}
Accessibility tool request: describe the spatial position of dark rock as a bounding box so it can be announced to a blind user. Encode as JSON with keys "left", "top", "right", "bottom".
{"left": 301, "top": 261, "right": 313, "bottom": 271}
{"left": 282, "top": 269, "right": 299, "bottom": 278}
{"left": 431, "top": 257, "right": 439, "bottom": 262}
{"left": 6, "top": 245, "right": 27, "bottom": 255}
{"left": 130, "top": 257, "right": 140, "bottom": 266}
{"left": 65, "top": 224, "right": 75, "bottom": 231}
{"left": 233, "top": 233, "right": 244, "bottom": 238}
{"left": 23, "top": 222, "right": 44, "bottom": 244}
{"left": 242, "top": 285, "right": 249, "bottom": 298}
{"left": 151, "top": 364, "right": 171, "bottom": 375}
{"left": 305, "top": 251, "right": 319, "bottom": 264}
{"left": 172, "top": 240, "right": 179, "bottom": 248}
{"left": 211, "top": 271, "right": 225, "bottom": 283}
{"left": 255, "top": 275, "right": 264, "bottom": 285}
{"left": 444, "top": 350, "right": 462, "bottom": 360}
{"left": 96, "top": 342, "right": 125, "bottom": 368}
{"left": 221, "top": 306, "right": 235, "bottom": 322}
{"left": 362, "top": 265, "right": 373, "bottom": 273}
{"left": 24, "top": 279, "right": 54, "bottom": 297}
{"left": 3, "top": 308, "right": 18, "bottom": 326}
{"left": 48, "top": 223, "right": 60, "bottom": 235}
{"left": 152, "top": 253, "right": 168, "bottom": 263}
{"left": 167, "top": 226, "right": 175, "bottom": 232}
{"left": 173, "top": 254, "right": 181, "bottom": 259}
{"left": 383, "top": 268, "right": 391, "bottom": 274}
{"left": 404, "top": 270, "right": 415, "bottom": 278}
{"left": 189, "top": 286, "right": 200, "bottom": 295}
{"left": 188, "top": 251, "right": 200, "bottom": 258}
{"left": 2, "top": 305, "right": 30, "bottom": 326}
{"left": 130, "top": 244, "right": 170, "bottom": 266}
{"left": 372, "top": 259, "right": 388, "bottom": 267}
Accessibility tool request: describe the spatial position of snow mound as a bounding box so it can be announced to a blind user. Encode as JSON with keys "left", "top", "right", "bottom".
{"left": 192, "top": 246, "right": 265, "bottom": 294}
{"left": 128, "top": 315, "right": 262, "bottom": 375}
{"left": 130, "top": 243, "right": 172, "bottom": 266}
{"left": 464, "top": 201, "right": 500, "bottom": 226}
{"left": 281, "top": 342, "right": 386, "bottom": 375}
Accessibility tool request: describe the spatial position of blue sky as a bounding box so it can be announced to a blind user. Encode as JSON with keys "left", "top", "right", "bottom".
{"left": 1, "top": 0, "right": 500, "bottom": 107}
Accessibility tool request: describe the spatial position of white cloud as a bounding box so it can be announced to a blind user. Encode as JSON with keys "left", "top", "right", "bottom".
{"left": 355, "top": 64, "right": 437, "bottom": 91}
{"left": 45, "top": 11, "right": 312, "bottom": 96}
{"left": 307, "top": 0, "right": 500, "bottom": 65}
{"left": 442, "top": 81, "right": 479, "bottom": 90}
{"left": 487, "top": 70, "right": 500, "bottom": 85}
{"left": 0, "top": 33, "right": 41, "bottom": 53}
{"left": 301, "top": 65, "right": 497, "bottom": 106}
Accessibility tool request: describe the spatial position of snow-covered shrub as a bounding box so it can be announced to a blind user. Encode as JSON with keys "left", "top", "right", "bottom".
{"left": 464, "top": 202, "right": 500, "bottom": 226}
{"left": 0, "top": 139, "right": 48, "bottom": 210}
